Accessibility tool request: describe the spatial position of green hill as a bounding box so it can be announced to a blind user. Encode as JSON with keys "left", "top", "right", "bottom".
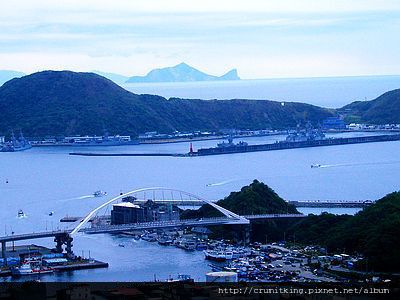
{"left": 341, "top": 89, "right": 400, "bottom": 124}
{"left": 289, "top": 192, "right": 400, "bottom": 272}
{"left": 181, "top": 180, "right": 299, "bottom": 218}
{"left": 0, "top": 71, "right": 334, "bottom": 137}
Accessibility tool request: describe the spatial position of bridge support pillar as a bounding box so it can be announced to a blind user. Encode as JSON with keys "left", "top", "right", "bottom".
{"left": 243, "top": 224, "right": 251, "bottom": 246}
{"left": 65, "top": 236, "right": 73, "bottom": 255}
{"left": 54, "top": 236, "right": 63, "bottom": 253}
{"left": 1, "top": 242, "right": 6, "bottom": 265}
{"left": 231, "top": 224, "right": 251, "bottom": 246}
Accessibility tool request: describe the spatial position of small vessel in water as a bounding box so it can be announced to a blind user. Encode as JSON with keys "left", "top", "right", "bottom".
{"left": 93, "top": 190, "right": 107, "bottom": 197}
{"left": 48, "top": 211, "right": 54, "bottom": 216}
{"left": 17, "top": 209, "right": 26, "bottom": 218}
{"left": 311, "top": 164, "right": 322, "bottom": 168}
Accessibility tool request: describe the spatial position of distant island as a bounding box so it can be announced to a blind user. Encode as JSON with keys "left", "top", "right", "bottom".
{"left": 125, "top": 62, "right": 240, "bottom": 83}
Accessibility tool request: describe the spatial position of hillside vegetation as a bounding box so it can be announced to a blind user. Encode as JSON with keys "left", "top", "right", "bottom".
{"left": 289, "top": 192, "right": 400, "bottom": 272}
{"left": 341, "top": 88, "right": 400, "bottom": 124}
{"left": 183, "top": 180, "right": 400, "bottom": 272}
{"left": 181, "top": 180, "right": 299, "bottom": 219}
{"left": 0, "top": 71, "right": 333, "bottom": 137}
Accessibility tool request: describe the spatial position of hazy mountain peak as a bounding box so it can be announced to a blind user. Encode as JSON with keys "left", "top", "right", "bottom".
{"left": 126, "top": 63, "right": 240, "bottom": 83}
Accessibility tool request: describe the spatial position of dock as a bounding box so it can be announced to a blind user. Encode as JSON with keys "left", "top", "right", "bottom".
{"left": 195, "top": 133, "right": 400, "bottom": 156}
{"left": 52, "top": 260, "right": 108, "bottom": 271}
{"left": 69, "top": 134, "right": 400, "bottom": 157}
{"left": 288, "top": 200, "right": 373, "bottom": 208}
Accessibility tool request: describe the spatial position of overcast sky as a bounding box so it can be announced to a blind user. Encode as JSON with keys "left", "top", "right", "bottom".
{"left": 1, "top": 0, "right": 400, "bottom": 79}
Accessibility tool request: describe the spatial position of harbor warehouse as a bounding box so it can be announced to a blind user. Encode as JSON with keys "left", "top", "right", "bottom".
{"left": 111, "top": 199, "right": 180, "bottom": 225}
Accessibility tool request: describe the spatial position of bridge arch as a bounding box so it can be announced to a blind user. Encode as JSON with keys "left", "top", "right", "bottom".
{"left": 71, "top": 187, "right": 245, "bottom": 235}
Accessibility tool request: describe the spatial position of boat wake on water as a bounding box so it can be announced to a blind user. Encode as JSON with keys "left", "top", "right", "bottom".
{"left": 59, "top": 191, "right": 108, "bottom": 202}
{"left": 312, "top": 160, "right": 400, "bottom": 169}
{"left": 206, "top": 179, "right": 245, "bottom": 187}
{"left": 59, "top": 195, "right": 95, "bottom": 202}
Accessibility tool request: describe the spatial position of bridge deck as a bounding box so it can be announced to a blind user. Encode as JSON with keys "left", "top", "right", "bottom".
{"left": 0, "top": 230, "right": 71, "bottom": 243}
{"left": 244, "top": 214, "right": 306, "bottom": 220}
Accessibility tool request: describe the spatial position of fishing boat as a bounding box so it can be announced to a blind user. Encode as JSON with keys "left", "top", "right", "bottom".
{"left": 196, "top": 242, "right": 208, "bottom": 251}
{"left": 11, "top": 263, "right": 53, "bottom": 277}
{"left": 204, "top": 250, "right": 233, "bottom": 261}
{"left": 141, "top": 232, "right": 157, "bottom": 242}
{"left": 166, "top": 274, "right": 194, "bottom": 283}
{"left": 157, "top": 236, "right": 173, "bottom": 246}
{"left": 183, "top": 240, "right": 196, "bottom": 251}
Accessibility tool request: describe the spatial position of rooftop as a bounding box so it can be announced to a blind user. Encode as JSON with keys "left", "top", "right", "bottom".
{"left": 112, "top": 202, "right": 140, "bottom": 208}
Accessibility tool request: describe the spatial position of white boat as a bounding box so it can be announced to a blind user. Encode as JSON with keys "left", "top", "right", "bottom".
{"left": 11, "top": 263, "right": 53, "bottom": 276}
{"left": 166, "top": 274, "right": 194, "bottom": 282}
{"left": 204, "top": 250, "right": 233, "bottom": 261}
{"left": 93, "top": 190, "right": 107, "bottom": 197}
{"left": 17, "top": 209, "right": 26, "bottom": 218}
{"left": 183, "top": 240, "right": 196, "bottom": 251}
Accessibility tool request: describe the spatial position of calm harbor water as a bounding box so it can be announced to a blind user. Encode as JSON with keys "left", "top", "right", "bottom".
{"left": 123, "top": 75, "right": 400, "bottom": 108}
{"left": 1, "top": 134, "right": 399, "bottom": 281}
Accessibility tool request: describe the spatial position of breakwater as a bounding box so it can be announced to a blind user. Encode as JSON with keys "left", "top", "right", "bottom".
{"left": 195, "top": 134, "right": 400, "bottom": 156}
{"left": 69, "top": 152, "right": 182, "bottom": 157}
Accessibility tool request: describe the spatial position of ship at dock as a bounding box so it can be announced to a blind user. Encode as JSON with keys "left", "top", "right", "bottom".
{"left": 0, "top": 131, "right": 32, "bottom": 152}
{"left": 194, "top": 124, "right": 400, "bottom": 156}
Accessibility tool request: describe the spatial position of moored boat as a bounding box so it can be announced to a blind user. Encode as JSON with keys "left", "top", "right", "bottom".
{"left": 11, "top": 263, "right": 54, "bottom": 277}
{"left": 204, "top": 250, "right": 233, "bottom": 261}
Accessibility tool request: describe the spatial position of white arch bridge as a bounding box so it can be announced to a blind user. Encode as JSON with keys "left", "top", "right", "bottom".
{"left": 0, "top": 187, "right": 305, "bottom": 260}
